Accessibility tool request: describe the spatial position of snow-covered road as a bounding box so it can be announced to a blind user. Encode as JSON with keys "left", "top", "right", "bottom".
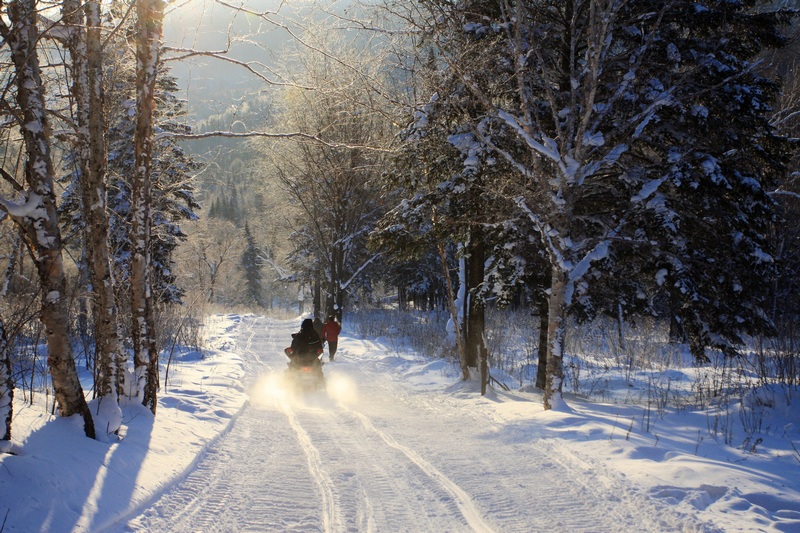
{"left": 115, "top": 316, "right": 694, "bottom": 532}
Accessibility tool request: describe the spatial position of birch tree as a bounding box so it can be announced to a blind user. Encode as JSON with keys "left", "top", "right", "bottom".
{"left": 0, "top": 320, "right": 11, "bottom": 443}
{"left": 59, "top": 0, "right": 123, "bottom": 430}
{"left": 131, "top": 0, "right": 165, "bottom": 414}
{"left": 0, "top": 0, "right": 95, "bottom": 437}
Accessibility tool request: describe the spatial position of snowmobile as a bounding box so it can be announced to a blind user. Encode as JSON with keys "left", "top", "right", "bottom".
{"left": 283, "top": 347, "right": 326, "bottom": 393}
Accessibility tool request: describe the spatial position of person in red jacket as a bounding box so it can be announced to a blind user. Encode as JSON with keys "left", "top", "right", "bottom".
{"left": 321, "top": 315, "right": 342, "bottom": 361}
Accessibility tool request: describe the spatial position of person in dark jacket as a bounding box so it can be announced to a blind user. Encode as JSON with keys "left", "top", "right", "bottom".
{"left": 285, "top": 318, "right": 325, "bottom": 389}
{"left": 322, "top": 315, "right": 341, "bottom": 361}
{"left": 289, "top": 318, "right": 323, "bottom": 364}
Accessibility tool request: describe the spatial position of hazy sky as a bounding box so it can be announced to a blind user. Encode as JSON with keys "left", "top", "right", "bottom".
{"left": 162, "top": 0, "right": 352, "bottom": 119}
{"left": 163, "top": 0, "right": 298, "bottom": 118}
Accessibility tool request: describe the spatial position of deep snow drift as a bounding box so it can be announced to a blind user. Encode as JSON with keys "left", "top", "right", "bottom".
{"left": 1, "top": 314, "right": 799, "bottom": 532}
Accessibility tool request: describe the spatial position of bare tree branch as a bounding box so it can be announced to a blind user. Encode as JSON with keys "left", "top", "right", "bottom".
{"left": 156, "top": 128, "right": 396, "bottom": 152}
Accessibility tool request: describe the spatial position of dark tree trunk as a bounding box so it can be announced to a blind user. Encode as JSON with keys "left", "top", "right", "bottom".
{"left": 465, "top": 229, "right": 488, "bottom": 392}
{"left": 314, "top": 269, "right": 323, "bottom": 319}
{"left": 535, "top": 294, "right": 549, "bottom": 391}
{"left": 1, "top": 320, "right": 12, "bottom": 441}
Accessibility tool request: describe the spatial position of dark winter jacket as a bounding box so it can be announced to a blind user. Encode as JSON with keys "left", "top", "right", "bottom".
{"left": 322, "top": 319, "right": 341, "bottom": 343}
{"left": 291, "top": 318, "right": 323, "bottom": 356}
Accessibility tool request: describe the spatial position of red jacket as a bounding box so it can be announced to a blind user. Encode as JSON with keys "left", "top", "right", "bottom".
{"left": 322, "top": 320, "right": 341, "bottom": 343}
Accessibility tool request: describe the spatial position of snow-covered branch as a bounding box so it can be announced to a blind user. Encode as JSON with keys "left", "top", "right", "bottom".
{"left": 154, "top": 129, "right": 395, "bottom": 152}
{"left": 258, "top": 253, "right": 289, "bottom": 280}
{"left": 769, "top": 189, "right": 800, "bottom": 200}
{"left": 515, "top": 197, "right": 566, "bottom": 269}
{"left": 163, "top": 46, "right": 306, "bottom": 89}
{"left": 495, "top": 110, "right": 561, "bottom": 164}
{"left": 341, "top": 253, "right": 381, "bottom": 291}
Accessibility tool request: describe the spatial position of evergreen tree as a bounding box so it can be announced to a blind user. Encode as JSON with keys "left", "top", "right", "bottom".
{"left": 403, "top": 0, "right": 794, "bottom": 407}
{"left": 240, "top": 222, "right": 265, "bottom": 308}
{"left": 60, "top": 19, "right": 200, "bottom": 308}
{"left": 105, "top": 71, "right": 201, "bottom": 306}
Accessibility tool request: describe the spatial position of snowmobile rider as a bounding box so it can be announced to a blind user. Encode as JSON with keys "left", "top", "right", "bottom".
{"left": 322, "top": 315, "right": 341, "bottom": 361}
{"left": 287, "top": 318, "right": 323, "bottom": 365}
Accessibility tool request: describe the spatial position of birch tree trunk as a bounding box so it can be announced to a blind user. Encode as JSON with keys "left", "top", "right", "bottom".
{"left": 1, "top": 320, "right": 11, "bottom": 442}
{"left": 0, "top": 0, "right": 95, "bottom": 438}
{"left": 437, "top": 240, "right": 470, "bottom": 381}
{"left": 63, "top": 0, "right": 123, "bottom": 425}
{"left": 132, "top": 0, "right": 164, "bottom": 414}
{"left": 87, "top": 0, "right": 126, "bottom": 398}
{"left": 544, "top": 266, "right": 568, "bottom": 410}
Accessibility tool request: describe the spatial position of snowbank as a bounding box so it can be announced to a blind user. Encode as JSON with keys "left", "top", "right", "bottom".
{"left": 0, "top": 314, "right": 248, "bottom": 532}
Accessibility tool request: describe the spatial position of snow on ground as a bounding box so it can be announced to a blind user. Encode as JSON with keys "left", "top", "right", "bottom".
{"left": 1, "top": 314, "right": 799, "bottom": 532}
{"left": 0, "top": 315, "right": 248, "bottom": 532}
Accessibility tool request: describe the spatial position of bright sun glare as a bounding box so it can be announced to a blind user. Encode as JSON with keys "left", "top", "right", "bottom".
{"left": 249, "top": 371, "right": 359, "bottom": 408}
{"left": 326, "top": 373, "right": 358, "bottom": 404}
{"left": 250, "top": 373, "right": 288, "bottom": 408}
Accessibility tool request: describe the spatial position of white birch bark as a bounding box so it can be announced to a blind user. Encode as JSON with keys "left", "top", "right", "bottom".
{"left": 0, "top": 0, "right": 95, "bottom": 438}
{"left": 1, "top": 320, "right": 11, "bottom": 442}
{"left": 132, "top": 0, "right": 165, "bottom": 414}
{"left": 62, "top": 0, "right": 123, "bottom": 432}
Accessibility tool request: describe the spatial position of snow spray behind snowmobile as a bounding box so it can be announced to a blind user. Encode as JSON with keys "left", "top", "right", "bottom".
{"left": 283, "top": 347, "right": 326, "bottom": 393}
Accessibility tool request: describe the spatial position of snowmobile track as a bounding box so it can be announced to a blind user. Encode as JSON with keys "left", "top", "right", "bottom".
{"left": 341, "top": 405, "right": 495, "bottom": 532}
{"left": 112, "top": 315, "right": 700, "bottom": 533}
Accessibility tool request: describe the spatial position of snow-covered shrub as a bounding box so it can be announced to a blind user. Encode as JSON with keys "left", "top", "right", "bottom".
{"left": 348, "top": 308, "right": 455, "bottom": 359}
{"left": 484, "top": 307, "right": 538, "bottom": 386}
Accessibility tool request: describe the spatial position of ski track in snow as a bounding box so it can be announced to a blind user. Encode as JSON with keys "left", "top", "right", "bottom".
{"left": 112, "top": 316, "right": 702, "bottom": 532}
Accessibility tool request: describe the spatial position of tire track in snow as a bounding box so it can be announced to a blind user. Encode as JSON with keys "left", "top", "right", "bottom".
{"left": 278, "top": 401, "right": 342, "bottom": 533}
{"left": 115, "top": 316, "right": 689, "bottom": 532}
{"left": 240, "top": 316, "right": 266, "bottom": 368}
{"left": 120, "top": 407, "right": 325, "bottom": 532}
{"left": 244, "top": 317, "right": 348, "bottom": 532}
{"left": 116, "top": 316, "right": 328, "bottom": 532}
{"left": 340, "top": 405, "right": 497, "bottom": 533}
{"left": 343, "top": 359, "right": 685, "bottom": 532}
{"left": 284, "top": 400, "right": 480, "bottom": 532}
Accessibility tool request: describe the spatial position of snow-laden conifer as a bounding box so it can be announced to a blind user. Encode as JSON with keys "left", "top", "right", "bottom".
{"left": 399, "top": 0, "right": 794, "bottom": 408}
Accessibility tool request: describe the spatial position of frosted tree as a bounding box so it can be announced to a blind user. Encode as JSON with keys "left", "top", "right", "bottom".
{"left": 131, "top": 0, "right": 165, "bottom": 414}
{"left": 55, "top": 0, "right": 124, "bottom": 431}
{"left": 763, "top": 26, "right": 800, "bottom": 379}
{"left": 104, "top": 73, "right": 201, "bottom": 308}
{"left": 0, "top": 0, "right": 95, "bottom": 437}
{"left": 376, "top": 93, "right": 515, "bottom": 387}
{"left": 269, "top": 33, "right": 392, "bottom": 322}
{"left": 409, "top": 0, "right": 792, "bottom": 408}
{"left": 240, "top": 222, "right": 265, "bottom": 308}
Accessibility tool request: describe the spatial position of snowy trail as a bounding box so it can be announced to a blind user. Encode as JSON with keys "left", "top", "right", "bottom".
{"left": 113, "top": 316, "right": 695, "bottom": 532}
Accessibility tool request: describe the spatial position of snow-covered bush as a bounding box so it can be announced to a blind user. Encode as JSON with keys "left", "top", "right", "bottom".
{"left": 348, "top": 308, "right": 454, "bottom": 359}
